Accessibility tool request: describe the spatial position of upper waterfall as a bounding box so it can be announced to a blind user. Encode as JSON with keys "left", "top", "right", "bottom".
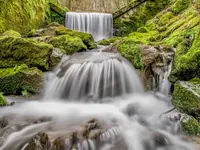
{"left": 65, "top": 12, "right": 113, "bottom": 41}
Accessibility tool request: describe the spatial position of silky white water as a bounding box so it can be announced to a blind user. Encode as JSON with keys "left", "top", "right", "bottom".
{"left": 0, "top": 94, "right": 197, "bottom": 150}
{"left": 65, "top": 12, "right": 113, "bottom": 41}
{"left": 44, "top": 52, "right": 143, "bottom": 101}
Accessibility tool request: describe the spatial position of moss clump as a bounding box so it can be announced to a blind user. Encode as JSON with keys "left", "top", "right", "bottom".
{"left": 181, "top": 114, "right": 200, "bottom": 135}
{"left": 0, "top": 93, "right": 7, "bottom": 106}
{"left": 49, "top": 35, "right": 87, "bottom": 55}
{"left": 55, "top": 26, "right": 97, "bottom": 49}
{"left": 172, "top": 79, "right": 200, "bottom": 118}
{"left": 2, "top": 30, "right": 21, "bottom": 38}
{"left": 0, "top": 35, "right": 53, "bottom": 70}
{"left": 97, "top": 39, "right": 110, "bottom": 45}
{"left": 117, "top": 40, "right": 143, "bottom": 69}
{"left": 97, "top": 37, "right": 122, "bottom": 45}
{"left": 0, "top": 64, "right": 43, "bottom": 95}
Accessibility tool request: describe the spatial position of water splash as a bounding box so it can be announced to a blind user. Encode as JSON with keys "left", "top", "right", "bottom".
{"left": 65, "top": 12, "right": 113, "bottom": 41}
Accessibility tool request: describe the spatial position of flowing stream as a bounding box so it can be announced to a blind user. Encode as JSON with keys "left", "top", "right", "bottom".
{"left": 0, "top": 13, "right": 197, "bottom": 150}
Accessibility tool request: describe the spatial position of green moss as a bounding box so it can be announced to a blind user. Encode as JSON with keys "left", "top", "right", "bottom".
{"left": 26, "top": 29, "right": 36, "bottom": 37}
{"left": 181, "top": 115, "right": 200, "bottom": 135}
{"left": 0, "top": 36, "right": 53, "bottom": 70}
{"left": 0, "top": 0, "right": 68, "bottom": 34}
{"left": 97, "top": 37, "right": 121, "bottom": 45}
{"left": 0, "top": 93, "right": 7, "bottom": 106}
{"left": 171, "top": 0, "right": 191, "bottom": 14}
{"left": 55, "top": 26, "right": 97, "bottom": 49}
{"left": 172, "top": 79, "right": 200, "bottom": 118}
{"left": 114, "top": 0, "right": 170, "bottom": 36}
{"left": 2, "top": 30, "right": 21, "bottom": 38}
{"left": 97, "top": 39, "right": 110, "bottom": 45}
{"left": 117, "top": 40, "right": 143, "bottom": 69}
{"left": 49, "top": 35, "right": 87, "bottom": 55}
{"left": 0, "top": 64, "right": 43, "bottom": 95}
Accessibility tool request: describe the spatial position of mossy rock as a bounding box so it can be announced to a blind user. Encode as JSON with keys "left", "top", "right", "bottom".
{"left": 2, "top": 30, "right": 21, "bottom": 38}
{"left": 55, "top": 26, "right": 97, "bottom": 49}
{"left": 97, "top": 39, "right": 110, "bottom": 46}
{"left": 0, "top": 93, "right": 7, "bottom": 106}
{"left": 0, "top": 35, "right": 53, "bottom": 70}
{"left": 117, "top": 39, "right": 143, "bottom": 69}
{"left": 0, "top": 64, "right": 43, "bottom": 95}
{"left": 172, "top": 78, "right": 200, "bottom": 118}
{"left": 49, "top": 35, "right": 87, "bottom": 55}
{"left": 181, "top": 114, "right": 200, "bottom": 135}
{"left": 0, "top": 0, "right": 68, "bottom": 34}
{"left": 97, "top": 37, "right": 122, "bottom": 45}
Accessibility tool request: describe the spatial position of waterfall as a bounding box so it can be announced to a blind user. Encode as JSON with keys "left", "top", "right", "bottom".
{"left": 65, "top": 12, "right": 113, "bottom": 41}
{"left": 44, "top": 52, "right": 143, "bottom": 101}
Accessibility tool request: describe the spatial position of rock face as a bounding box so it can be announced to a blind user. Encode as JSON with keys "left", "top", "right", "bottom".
{"left": 0, "top": 64, "right": 44, "bottom": 95}
{"left": 65, "top": 0, "right": 129, "bottom": 13}
{"left": 0, "top": 0, "right": 68, "bottom": 33}
{"left": 172, "top": 78, "right": 200, "bottom": 118}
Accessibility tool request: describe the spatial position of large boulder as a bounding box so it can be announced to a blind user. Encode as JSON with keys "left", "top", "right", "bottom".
{"left": 27, "top": 25, "right": 97, "bottom": 50}
{"left": 49, "top": 35, "right": 87, "bottom": 55}
{"left": 172, "top": 78, "right": 200, "bottom": 118}
{"left": 0, "top": 31, "right": 54, "bottom": 71}
{"left": 0, "top": 64, "right": 43, "bottom": 95}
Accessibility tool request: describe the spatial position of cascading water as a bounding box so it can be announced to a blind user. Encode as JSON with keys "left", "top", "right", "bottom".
{"left": 44, "top": 52, "right": 143, "bottom": 101}
{"left": 65, "top": 12, "right": 113, "bottom": 41}
{"left": 0, "top": 14, "right": 197, "bottom": 150}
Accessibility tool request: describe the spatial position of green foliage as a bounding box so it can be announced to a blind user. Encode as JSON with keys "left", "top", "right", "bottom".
{"left": 49, "top": 35, "right": 87, "bottom": 55}
{"left": 172, "top": 79, "right": 200, "bottom": 117}
{"left": 0, "top": 34, "right": 53, "bottom": 70}
{"left": 0, "top": 93, "right": 7, "bottom": 106}
{"left": 0, "top": 64, "right": 43, "bottom": 95}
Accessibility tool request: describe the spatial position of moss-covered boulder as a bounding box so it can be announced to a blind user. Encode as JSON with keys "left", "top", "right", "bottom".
{"left": 0, "top": 64, "right": 43, "bottom": 95}
{"left": 0, "top": 0, "right": 68, "bottom": 34}
{"left": 172, "top": 78, "right": 200, "bottom": 118}
{"left": 55, "top": 26, "right": 97, "bottom": 49}
{"left": 26, "top": 25, "right": 97, "bottom": 50}
{"left": 181, "top": 114, "right": 200, "bottom": 135}
{"left": 97, "top": 37, "right": 121, "bottom": 45}
{"left": 0, "top": 93, "right": 7, "bottom": 106}
{"left": 49, "top": 35, "right": 87, "bottom": 55}
{"left": 0, "top": 34, "right": 53, "bottom": 70}
{"left": 2, "top": 30, "right": 21, "bottom": 38}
